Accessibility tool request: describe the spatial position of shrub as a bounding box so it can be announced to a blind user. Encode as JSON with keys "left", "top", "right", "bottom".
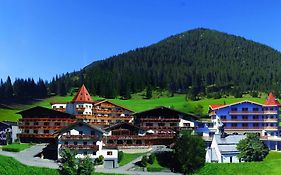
{"left": 148, "top": 153, "right": 156, "bottom": 164}
{"left": 94, "top": 155, "right": 104, "bottom": 165}
{"left": 139, "top": 155, "right": 148, "bottom": 167}
{"left": 118, "top": 151, "right": 124, "bottom": 163}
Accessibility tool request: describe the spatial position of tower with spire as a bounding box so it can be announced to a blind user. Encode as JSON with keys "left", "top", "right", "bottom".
{"left": 65, "top": 84, "right": 94, "bottom": 115}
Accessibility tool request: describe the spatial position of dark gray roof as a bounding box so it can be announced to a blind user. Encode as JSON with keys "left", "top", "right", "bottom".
{"left": 214, "top": 134, "right": 246, "bottom": 145}
{"left": 1, "top": 121, "right": 18, "bottom": 126}
{"left": 55, "top": 121, "right": 105, "bottom": 135}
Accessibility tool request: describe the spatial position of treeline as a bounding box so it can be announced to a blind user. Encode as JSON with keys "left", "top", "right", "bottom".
{"left": 0, "top": 76, "right": 48, "bottom": 101}
{"left": 50, "top": 28, "right": 281, "bottom": 98}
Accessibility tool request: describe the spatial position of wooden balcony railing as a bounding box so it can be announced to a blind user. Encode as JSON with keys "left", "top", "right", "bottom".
{"left": 19, "top": 118, "right": 76, "bottom": 122}
{"left": 76, "top": 107, "right": 85, "bottom": 111}
{"left": 105, "top": 134, "right": 176, "bottom": 140}
{"left": 141, "top": 126, "right": 179, "bottom": 130}
{"left": 140, "top": 118, "right": 180, "bottom": 122}
{"left": 60, "top": 144, "right": 99, "bottom": 150}
{"left": 60, "top": 135, "right": 98, "bottom": 140}
{"left": 19, "top": 125, "right": 65, "bottom": 130}
{"left": 17, "top": 133, "right": 55, "bottom": 138}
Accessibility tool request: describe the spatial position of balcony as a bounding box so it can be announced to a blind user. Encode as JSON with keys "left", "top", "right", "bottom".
{"left": 229, "top": 110, "right": 278, "bottom": 115}
{"left": 60, "top": 135, "right": 98, "bottom": 140}
{"left": 76, "top": 107, "right": 85, "bottom": 112}
{"left": 17, "top": 133, "right": 55, "bottom": 138}
{"left": 225, "top": 126, "right": 278, "bottom": 130}
{"left": 106, "top": 134, "right": 175, "bottom": 140}
{"left": 141, "top": 126, "right": 179, "bottom": 130}
{"left": 221, "top": 118, "right": 278, "bottom": 123}
{"left": 61, "top": 144, "right": 99, "bottom": 150}
{"left": 140, "top": 118, "right": 180, "bottom": 122}
{"left": 19, "top": 125, "right": 65, "bottom": 130}
{"left": 19, "top": 118, "right": 76, "bottom": 123}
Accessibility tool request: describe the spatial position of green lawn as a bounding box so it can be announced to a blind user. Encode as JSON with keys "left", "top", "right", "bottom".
{"left": 0, "top": 93, "right": 269, "bottom": 122}
{"left": 118, "top": 152, "right": 148, "bottom": 167}
{"left": 196, "top": 151, "right": 281, "bottom": 175}
{"left": 0, "top": 155, "right": 122, "bottom": 175}
{"left": 2, "top": 143, "right": 32, "bottom": 152}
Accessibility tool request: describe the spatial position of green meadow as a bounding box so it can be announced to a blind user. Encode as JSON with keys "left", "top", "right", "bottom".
{"left": 196, "top": 151, "right": 281, "bottom": 175}
{"left": 0, "top": 92, "right": 268, "bottom": 122}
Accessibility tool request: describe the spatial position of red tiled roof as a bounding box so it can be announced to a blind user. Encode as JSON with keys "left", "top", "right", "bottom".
{"left": 209, "top": 104, "right": 225, "bottom": 110}
{"left": 72, "top": 84, "right": 94, "bottom": 103}
{"left": 264, "top": 92, "right": 281, "bottom": 106}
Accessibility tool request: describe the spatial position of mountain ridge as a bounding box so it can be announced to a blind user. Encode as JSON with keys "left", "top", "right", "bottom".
{"left": 51, "top": 28, "right": 281, "bottom": 98}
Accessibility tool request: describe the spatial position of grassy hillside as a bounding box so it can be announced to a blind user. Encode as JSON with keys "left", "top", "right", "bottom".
{"left": 196, "top": 151, "right": 281, "bottom": 175}
{"left": 0, "top": 92, "right": 268, "bottom": 122}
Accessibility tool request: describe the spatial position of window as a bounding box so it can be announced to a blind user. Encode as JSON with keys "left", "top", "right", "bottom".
{"left": 170, "top": 123, "right": 177, "bottom": 127}
{"left": 231, "top": 116, "right": 237, "bottom": 120}
{"left": 242, "top": 123, "right": 248, "bottom": 127}
{"left": 60, "top": 106, "right": 64, "bottom": 109}
{"left": 253, "top": 123, "right": 259, "bottom": 127}
{"left": 33, "top": 130, "right": 38, "bottom": 134}
{"left": 34, "top": 122, "right": 39, "bottom": 125}
{"left": 44, "top": 122, "right": 48, "bottom": 126}
{"left": 231, "top": 123, "right": 237, "bottom": 127}
{"left": 242, "top": 115, "right": 248, "bottom": 120}
{"left": 64, "top": 141, "right": 68, "bottom": 145}
{"left": 253, "top": 115, "right": 259, "bottom": 119}
{"left": 83, "top": 151, "right": 87, "bottom": 155}
{"left": 158, "top": 123, "right": 165, "bottom": 126}
{"left": 79, "top": 131, "right": 83, "bottom": 135}
{"left": 107, "top": 151, "right": 113, "bottom": 155}
{"left": 74, "top": 141, "right": 77, "bottom": 145}
{"left": 93, "top": 151, "right": 96, "bottom": 155}
{"left": 91, "top": 131, "right": 95, "bottom": 135}
{"left": 183, "top": 123, "right": 190, "bottom": 127}
{"left": 24, "top": 129, "right": 29, "bottom": 133}
{"left": 26, "top": 122, "right": 30, "bottom": 126}
{"left": 242, "top": 108, "right": 248, "bottom": 111}
{"left": 220, "top": 116, "right": 226, "bottom": 120}
{"left": 44, "top": 130, "right": 49, "bottom": 134}
{"left": 253, "top": 108, "right": 259, "bottom": 111}
{"left": 146, "top": 123, "right": 153, "bottom": 127}
{"left": 83, "top": 142, "right": 87, "bottom": 145}
{"left": 231, "top": 108, "right": 237, "bottom": 111}
{"left": 55, "top": 122, "right": 61, "bottom": 126}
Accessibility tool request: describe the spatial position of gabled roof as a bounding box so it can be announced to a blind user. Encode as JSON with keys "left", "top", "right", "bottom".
{"left": 17, "top": 106, "right": 75, "bottom": 118}
{"left": 209, "top": 104, "right": 226, "bottom": 110}
{"left": 209, "top": 100, "right": 263, "bottom": 111}
{"left": 104, "top": 122, "right": 145, "bottom": 132}
{"left": 72, "top": 84, "right": 94, "bottom": 103}
{"left": 0, "top": 121, "right": 18, "bottom": 126}
{"left": 94, "top": 100, "right": 134, "bottom": 112}
{"left": 134, "top": 106, "right": 199, "bottom": 120}
{"left": 55, "top": 121, "right": 104, "bottom": 135}
{"left": 264, "top": 92, "right": 281, "bottom": 106}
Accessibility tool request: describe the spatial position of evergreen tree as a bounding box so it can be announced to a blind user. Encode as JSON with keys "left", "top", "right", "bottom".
{"left": 4, "top": 76, "right": 13, "bottom": 99}
{"left": 145, "top": 86, "right": 152, "bottom": 99}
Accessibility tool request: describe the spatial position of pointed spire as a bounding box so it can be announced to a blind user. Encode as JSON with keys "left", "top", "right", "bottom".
{"left": 264, "top": 92, "right": 281, "bottom": 106}
{"left": 72, "top": 84, "right": 94, "bottom": 103}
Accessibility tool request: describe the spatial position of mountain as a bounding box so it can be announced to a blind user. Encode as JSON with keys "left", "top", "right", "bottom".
{"left": 51, "top": 28, "right": 281, "bottom": 98}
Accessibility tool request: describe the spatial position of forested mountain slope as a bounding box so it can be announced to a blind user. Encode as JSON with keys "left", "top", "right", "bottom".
{"left": 52, "top": 28, "right": 281, "bottom": 98}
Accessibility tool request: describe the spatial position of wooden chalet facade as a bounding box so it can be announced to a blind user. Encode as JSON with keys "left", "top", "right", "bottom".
{"left": 17, "top": 106, "right": 76, "bottom": 143}
{"left": 51, "top": 85, "right": 134, "bottom": 126}
{"left": 133, "top": 106, "right": 198, "bottom": 145}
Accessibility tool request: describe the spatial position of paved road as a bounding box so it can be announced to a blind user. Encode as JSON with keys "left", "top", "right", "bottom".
{"left": 0, "top": 144, "right": 59, "bottom": 169}
{"left": 0, "top": 144, "right": 181, "bottom": 175}
{"left": 96, "top": 145, "right": 181, "bottom": 175}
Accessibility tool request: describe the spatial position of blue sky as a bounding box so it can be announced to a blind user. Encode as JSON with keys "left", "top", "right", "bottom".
{"left": 1, "top": 0, "right": 281, "bottom": 81}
